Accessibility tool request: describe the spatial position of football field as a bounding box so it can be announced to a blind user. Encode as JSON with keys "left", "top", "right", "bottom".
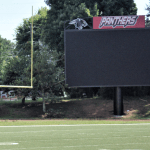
{"left": 0, "top": 123, "right": 150, "bottom": 150}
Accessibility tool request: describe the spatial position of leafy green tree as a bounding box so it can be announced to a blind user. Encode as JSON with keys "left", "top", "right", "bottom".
{"left": 146, "top": 1, "right": 150, "bottom": 26}
{"left": 33, "top": 44, "right": 64, "bottom": 112}
{"left": 45, "top": 0, "right": 137, "bottom": 16}
{"left": 0, "top": 36, "right": 15, "bottom": 85}
{"left": 3, "top": 8, "right": 49, "bottom": 103}
{"left": 3, "top": 7, "right": 64, "bottom": 112}
{"left": 42, "top": 2, "right": 99, "bottom": 98}
{"left": 93, "top": 0, "right": 137, "bottom": 16}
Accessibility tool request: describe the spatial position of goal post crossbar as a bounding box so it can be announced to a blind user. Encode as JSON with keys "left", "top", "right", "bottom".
{"left": 0, "top": 85, "right": 33, "bottom": 88}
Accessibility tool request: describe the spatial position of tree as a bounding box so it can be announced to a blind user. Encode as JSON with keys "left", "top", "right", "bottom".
{"left": 33, "top": 44, "right": 64, "bottom": 112}
{"left": 45, "top": 0, "right": 137, "bottom": 16}
{"left": 42, "top": 1, "right": 100, "bottom": 98}
{"left": 3, "top": 7, "right": 49, "bottom": 104}
{"left": 94, "top": 0, "right": 137, "bottom": 16}
{"left": 0, "top": 36, "right": 15, "bottom": 86}
{"left": 146, "top": 1, "right": 150, "bottom": 26}
{"left": 2, "top": 7, "right": 64, "bottom": 113}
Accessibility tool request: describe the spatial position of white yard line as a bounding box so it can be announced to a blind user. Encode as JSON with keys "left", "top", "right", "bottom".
{"left": 1, "top": 145, "right": 99, "bottom": 150}
{"left": 0, "top": 142, "right": 18, "bottom": 145}
{"left": 0, "top": 123, "right": 150, "bottom": 127}
{"left": 0, "top": 143, "right": 146, "bottom": 150}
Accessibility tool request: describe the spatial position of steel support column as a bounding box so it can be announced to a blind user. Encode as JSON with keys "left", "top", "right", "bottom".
{"left": 114, "top": 87, "right": 123, "bottom": 115}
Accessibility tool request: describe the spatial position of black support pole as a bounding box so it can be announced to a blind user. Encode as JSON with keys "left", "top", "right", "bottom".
{"left": 114, "top": 87, "right": 123, "bottom": 116}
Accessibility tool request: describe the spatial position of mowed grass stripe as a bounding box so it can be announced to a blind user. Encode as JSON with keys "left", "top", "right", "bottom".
{"left": 0, "top": 124, "right": 150, "bottom": 150}
{"left": 0, "top": 123, "right": 150, "bottom": 127}
{"left": 0, "top": 120, "right": 150, "bottom": 126}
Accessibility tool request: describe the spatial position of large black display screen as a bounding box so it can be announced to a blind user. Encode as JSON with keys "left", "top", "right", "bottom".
{"left": 65, "top": 28, "right": 150, "bottom": 87}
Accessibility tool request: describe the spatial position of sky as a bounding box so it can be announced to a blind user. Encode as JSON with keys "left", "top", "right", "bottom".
{"left": 0, "top": 0, "right": 149, "bottom": 43}
{"left": 0, "top": 0, "right": 49, "bottom": 43}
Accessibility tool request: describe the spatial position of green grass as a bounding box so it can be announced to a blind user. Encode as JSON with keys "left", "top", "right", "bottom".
{"left": 0, "top": 120, "right": 150, "bottom": 126}
{"left": 0, "top": 122, "right": 150, "bottom": 150}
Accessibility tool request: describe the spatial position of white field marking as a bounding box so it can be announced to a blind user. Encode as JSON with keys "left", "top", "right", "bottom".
{"left": 14, "top": 135, "right": 145, "bottom": 143}
{"left": 98, "top": 149, "right": 110, "bottom": 150}
{"left": 2, "top": 148, "right": 142, "bottom": 150}
{"left": 0, "top": 129, "right": 104, "bottom": 134}
{"left": 0, "top": 142, "right": 18, "bottom": 145}
{"left": 1, "top": 145, "right": 99, "bottom": 150}
{"left": 1, "top": 129, "right": 149, "bottom": 134}
{"left": 103, "top": 143, "right": 149, "bottom": 146}
{"left": 0, "top": 123, "right": 150, "bottom": 127}
{"left": 64, "top": 145, "right": 99, "bottom": 148}
{"left": 1, "top": 144, "right": 145, "bottom": 150}
{"left": 0, "top": 130, "right": 73, "bottom": 133}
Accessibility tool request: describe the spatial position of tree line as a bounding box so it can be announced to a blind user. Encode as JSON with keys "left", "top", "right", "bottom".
{"left": 1, "top": 0, "right": 150, "bottom": 112}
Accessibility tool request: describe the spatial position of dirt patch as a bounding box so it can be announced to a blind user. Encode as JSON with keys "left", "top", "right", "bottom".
{"left": 0, "top": 98, "right": 150, "bottom": 119}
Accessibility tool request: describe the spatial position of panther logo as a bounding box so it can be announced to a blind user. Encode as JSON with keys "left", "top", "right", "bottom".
{"left": 69, "top": 18, "right": 88, "bottom": 30}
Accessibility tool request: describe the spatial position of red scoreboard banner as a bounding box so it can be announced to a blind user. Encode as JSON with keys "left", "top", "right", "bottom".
{"left": 93, "top": 15, "right": 145, "bottom": 29}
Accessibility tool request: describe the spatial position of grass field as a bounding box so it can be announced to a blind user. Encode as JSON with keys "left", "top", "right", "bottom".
{"left": 0, "top": 97, "right": 150, "bottom": 149}
{"left": 0, "top": 121, "right": 150, "bottom": 150}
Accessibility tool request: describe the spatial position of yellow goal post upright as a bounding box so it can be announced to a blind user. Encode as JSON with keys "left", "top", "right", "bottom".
{"left": 0, "top": 6, "right": 34, "bottom": 89}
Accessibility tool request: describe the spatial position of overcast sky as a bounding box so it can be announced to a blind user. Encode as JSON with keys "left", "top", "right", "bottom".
{"left": 0, "top": 0, "right": 149, "bottom": 43}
